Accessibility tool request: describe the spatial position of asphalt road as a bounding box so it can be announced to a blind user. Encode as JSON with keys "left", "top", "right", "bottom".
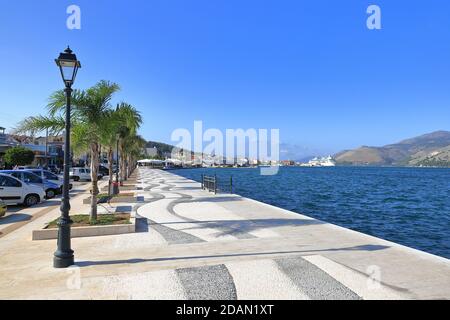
{"left": 0, "top": 179, "right": 91, "bottom": 237}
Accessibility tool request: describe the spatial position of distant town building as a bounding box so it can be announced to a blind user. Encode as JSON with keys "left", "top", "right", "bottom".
{"left": 0, "top": 127, "right": 65, "bottom": 168}
{"left": 0, "top": 127, "right": 18, "bottom": 168}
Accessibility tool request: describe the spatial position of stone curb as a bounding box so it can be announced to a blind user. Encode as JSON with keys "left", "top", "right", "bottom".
{"left": 32, "top": 215, "right": 136, "bottom": 241}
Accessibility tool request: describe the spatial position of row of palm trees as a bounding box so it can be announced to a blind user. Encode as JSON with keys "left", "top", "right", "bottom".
{"left": 15, "top": 80, "right": 146, "bottom": 222}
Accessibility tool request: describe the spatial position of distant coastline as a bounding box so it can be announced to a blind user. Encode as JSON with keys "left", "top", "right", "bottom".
{"left": 145, "top": 130, "right": 450, "bottom": 170}
{"left": 334, "top": 130, "right": 450, "bottom": 167}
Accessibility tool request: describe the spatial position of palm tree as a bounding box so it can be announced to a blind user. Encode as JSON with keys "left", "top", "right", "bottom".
{"left": 114, "top": 103, "right": 142, "bottom": 183}
{"left": 99, "top": 109, "right": 122, "bottom": 195}
{"left": 16, "top": 80, "right": 120, "bottom": 223}
{"left": 50, "top": 80, "right": 120, "bottom": 222}
{"left": 123, "top": 134, "right": 147, "bottom": 177}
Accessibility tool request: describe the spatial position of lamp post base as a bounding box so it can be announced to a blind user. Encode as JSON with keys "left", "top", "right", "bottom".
{"left": 53, "top": 220, "right": 74, "bottom": 268}
{"left": 53, "top": 254, "right": 74, "bottom": 268}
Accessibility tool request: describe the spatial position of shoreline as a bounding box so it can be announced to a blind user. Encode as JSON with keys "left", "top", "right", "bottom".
{"left": 169, "top": 169, "right": 450, "bottom": 264}
{"left": 169, "top": 166, "right": 450, "bottom": 260}
{"left": 161, "top": 165, "right": 450, "bottom": 170}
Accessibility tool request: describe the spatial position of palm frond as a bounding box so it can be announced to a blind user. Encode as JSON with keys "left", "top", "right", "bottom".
{"left": 71, "top": 124, "right": 91, "bottom": 156}
{"left": 47, "top": 89, "right": 86, "bottom": 117}
{"left": 13, "top": 115, "right": 65, "bottom": 136}
{"left": 115, "top": 102, "right": 143, "bottom": 137}
{"left": 79, "top": 81, "right": 120, "bottom": 124}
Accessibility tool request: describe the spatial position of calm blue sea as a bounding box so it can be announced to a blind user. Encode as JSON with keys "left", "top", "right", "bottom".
{"left": 171, "top": 166, "right": 450, "bottom": 259}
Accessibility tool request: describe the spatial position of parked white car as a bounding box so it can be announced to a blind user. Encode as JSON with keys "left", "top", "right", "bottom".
{"left": 1, "top": 170, "right": 59, "bottom": 199}
{"left": 0, "top": 173, "right": 46, "bottom": 206}
{"left": 69, "top": 168, "right": 102, "bottom": 182}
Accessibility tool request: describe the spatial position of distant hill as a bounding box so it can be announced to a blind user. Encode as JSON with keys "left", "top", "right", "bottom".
{"left": 335, "top": 131, "right": 450, "bottom": 167}
{"left": 146, "top": 141, "right": 177, "bottom": 157}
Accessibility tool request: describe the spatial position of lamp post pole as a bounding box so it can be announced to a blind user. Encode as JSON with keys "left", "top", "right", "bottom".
{"left": 53, "top": 46, "right": 80, "bottom": 268}
{"left": 45, "top": 128, "right": 48, "bottom": 168}
{"left": 54, "top": 85, "right": 74, "bottom": 268}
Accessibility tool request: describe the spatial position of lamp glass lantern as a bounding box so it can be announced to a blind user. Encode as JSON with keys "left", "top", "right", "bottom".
{"left": 55, "top": 47, "right": 81, "bottom": 87}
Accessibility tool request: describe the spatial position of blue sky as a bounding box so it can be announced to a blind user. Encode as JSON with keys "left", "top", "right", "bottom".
{"left": 1, "top": 0, "right": 450, "bottom": 157}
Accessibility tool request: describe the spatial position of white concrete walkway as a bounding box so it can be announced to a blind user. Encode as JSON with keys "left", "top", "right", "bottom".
{"left": 0, "top": 168, "right": 449, "bottom": 300}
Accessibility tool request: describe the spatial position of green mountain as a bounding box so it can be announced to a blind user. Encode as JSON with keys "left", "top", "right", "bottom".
{"left": 145, "top": 141, "right": 198, "bottom": 158}
{"left": 335, "top": 131, "right": 450, "bottom": 167}
{"left": 146, "top": 141, "right": 176, "bottom": 156}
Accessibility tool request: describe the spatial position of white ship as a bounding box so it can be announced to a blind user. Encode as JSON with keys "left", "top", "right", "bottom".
{"left": 300, "top": 156, "right": 336, "bottom": 167}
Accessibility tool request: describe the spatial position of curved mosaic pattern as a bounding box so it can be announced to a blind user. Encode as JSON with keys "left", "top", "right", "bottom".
{"left": 132, "top": 168, "right": 363, "bottom": 300}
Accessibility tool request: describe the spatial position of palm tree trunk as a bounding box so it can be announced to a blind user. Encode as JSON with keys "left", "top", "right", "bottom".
{"left": 119, "top": 139, "right": 125, "bottom": 184}
{"left": 123, "top": 152, "right": 128, "bottom": 181}
{"left": 108, "top": 146, "right": 113, "bottom": 196}
{"left": 132, "top": 156, "right": 135, "bottom": 175}
{"left": 125, "top": 155, "right": 129, "bottom": 179}
{"left": 90, "top": 142, "right": 99, "bottom": 223}
{"left": 128, "top": 155, "right": 133, "bottom": 177}
{"left": 123, "top": 145, "right": 128, "bottom": 181}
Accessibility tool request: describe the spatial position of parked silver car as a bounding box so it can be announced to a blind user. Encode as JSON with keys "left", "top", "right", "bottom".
{"left": 24, "top": 169, "right": 72, "bottom": 193}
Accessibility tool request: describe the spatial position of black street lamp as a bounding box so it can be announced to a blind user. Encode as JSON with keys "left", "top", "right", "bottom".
{"left": 53, "top": 46, "right": 81, "bottom": 268}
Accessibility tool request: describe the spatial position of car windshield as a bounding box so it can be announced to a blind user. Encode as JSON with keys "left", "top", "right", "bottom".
{"left": 44, "top": 171, "right": 58, "bottom": 180}
{"left": 23, "top": 172, "right": 43, "bottom": 184}
{"left": 9, "top": 172, "right": 22, "bottom": 180}
{"left": 0, "top": 175, "right": 21, "bottom": 187}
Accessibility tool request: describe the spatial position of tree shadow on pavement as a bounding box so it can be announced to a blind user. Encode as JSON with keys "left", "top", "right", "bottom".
{"left": 75, "top": 244, "right": 390, "bottom": 268}
{"left": 159, "top": 218, "right": 326, "bottom": 238}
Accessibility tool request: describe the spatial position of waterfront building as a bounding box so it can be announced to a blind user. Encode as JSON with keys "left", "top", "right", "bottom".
{"left": 281, "top": 160, "right": 295, "bottom": 166}
{"left": 0, "top": 127, "right": 65, "bottom": 168}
